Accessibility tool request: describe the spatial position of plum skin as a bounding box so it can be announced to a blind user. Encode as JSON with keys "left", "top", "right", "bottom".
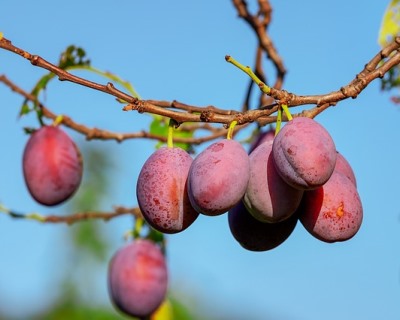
{"left": 244, "top": 140, "right": 303, "bottom": 223}
{"left": 108, "top": 239, "right": 168, "bottom": 318}
{"left": 228, "top": 201, "right": 298, "bottom": 251}
{"left": 272, "top": 117, "right": 337, "bottom": 190}
{"left": 23, "top": 125, "right": 83, "bottom": 206}
{"left": 335, "top": 151, "right": 357, "bottom": 186}
{"left": 299, "top": 171, "right": 363, "bottom": 243}
{"left": 188, "top": 139, "right": 250, "bottom": 216}
{"left": 136, "top": 147, "right": 199, "bottom": 234}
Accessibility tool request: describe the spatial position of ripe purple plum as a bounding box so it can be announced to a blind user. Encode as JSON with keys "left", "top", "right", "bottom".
{"left": 272, "top": 117, "right": 337, "bottom": 190}
{"left": 335, "top": 151, "right": 357, "bottom": 186}
{"left": 248, "top": 127, "right": 275, "bottom": 153}
{"left": 228, "top": 201, "right": 298, "bottom": 251}
{"left": 299, "top": 171, "right": 363, "bottom": 243}
{"left": 108, "top": 239, "right": 168, "bottom": 318}
{"left": 137, "top": 147, "right": 199, "bottom": 234}
{"left": 244, "top": 140, "right": 303, "bottom": 222}
{"left": 23, "top": 125, "right": 83, "bottom": 206}
{"left": 188, "top": 139, "right": 250, "bottom": 216}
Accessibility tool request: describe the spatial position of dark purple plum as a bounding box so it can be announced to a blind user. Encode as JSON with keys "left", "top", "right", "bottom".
{"left": 272, "top": 117, "right": 337, "bottom": 190}
{"left": 23, "top": 125, "right": 83, "bottom": 206}
{"left": 228, "top": 201, "right": 298, "bottom": 251}
{"left": 188, "top": 139, "right": 250, "bottom": 216}
{"left": 108, "top": 239, "right": 168, "bottom": 318}
{"left": 244, "top": 140, "right": 303, "bottom": 222}
{"left": 335, "top": 151, "right": 357, "bottom": 186}
{"left": 137, "top": 147, "right": 199, "bottom": 234}
{"left": 299, "top": 171, "right": 363, "bottom": 243}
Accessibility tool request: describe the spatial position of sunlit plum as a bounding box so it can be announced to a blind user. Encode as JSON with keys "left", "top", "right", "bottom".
{"left": 335, "top": 151, "right": 357, "bottom": 186}
{"left": 228, "top": 201, "right": 298, "bottom": 251}
{"left": 22, "top": 125, "right": 83, "bottom": 206}
{"left": 108, "top": 239, "right": 168, "bottom": 318}
{"left": 137, "top": 147, "right": 199, "bottom": 234}
{"left": 299, "top": 171, "right": 363, "bottom": 243}
{"left": 248, "top": 127, "right": 275, "bottom": 153}
{"left": 188, "top": 139, "right": 250, "bottom": 216}
{"left": 272, "top": 117, "right": 337, "bottom": 190}
{"left": 244, "top": 140, "right": 303, "bottom": 222}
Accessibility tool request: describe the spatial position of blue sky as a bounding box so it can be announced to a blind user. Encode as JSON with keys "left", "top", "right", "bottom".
{"left": 1, "top": 1, "right": 400, "bottom": 319}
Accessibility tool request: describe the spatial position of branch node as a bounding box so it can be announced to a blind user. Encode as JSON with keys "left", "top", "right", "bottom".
{"left": 200, "top": 110, "right": 214, "bottom": 122}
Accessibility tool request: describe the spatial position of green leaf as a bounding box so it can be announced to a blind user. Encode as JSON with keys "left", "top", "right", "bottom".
{"left": 149, "top": 116, "right": 193, "bottom": 152}
{"left": 378, "top": 0, "right": 400, "bottom": 47}
{"left": 18, "top": 103, "right": 31, "bottom": 117}
{"left": 59, "top": 45, "right": 91, "bottom": 69}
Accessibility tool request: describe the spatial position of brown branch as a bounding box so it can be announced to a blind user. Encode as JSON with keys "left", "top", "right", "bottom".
{"left": 232, "top": 0, "right": 286, "bottom": 88}
{"left": 0, "top": 75, "right": 236, "bottom": 145}
{"left": 1, "top": 34, "right": 400, "bottom": 127}
{"left": 4, "top": 205, "right": 142, "bottom": 225}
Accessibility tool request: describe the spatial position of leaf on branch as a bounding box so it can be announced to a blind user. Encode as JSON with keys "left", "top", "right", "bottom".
{"left": 379, "top": 0, "right": 400, "bottom": 47}
{"left": 59, "top": 45, "right": 91, "bottom": 69}
{"left": 150, "top": 116, "right": 193, "bottom": 152}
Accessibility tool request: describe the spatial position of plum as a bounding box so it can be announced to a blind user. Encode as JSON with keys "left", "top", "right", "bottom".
{"left": 335, "top": 151, "right": 357, "bottom": 186}
{"left": 244, "top": 140, "right": 303, "bottom": 222}
{"left": 108, "top": 239, "right": 168, "bottom": 318}
{"left": 22, "top": 125, "right": 82, "bottom": 206}
{"left": 299, "top": 171, "right": 363, "bottom": 243}
{"left": 188, "top": 139, "right": 250, "bottom": 216}
{"left": 272, "top": 117, "right": 337, "bottom": 190}
{"left": 228, "top": 201, "right": 298, "bottom": 251}
{"left": 248, "top": 127, "right": 275, "bottom": 153}
{"left": 137, "top": 147, "right": 199, "bottom": 234}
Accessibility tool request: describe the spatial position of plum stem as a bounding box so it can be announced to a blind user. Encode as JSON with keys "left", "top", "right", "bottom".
{"left": 227, "top": 120, "right": 238, "bottom": 140}
{"left": 275, "top": 107, "right": 282, "bottom": 136}
{"left": 167, "top": 118, "right": 176, "bottom": 148}
{"left": 225, "top": 55, "right": 271, "bottom": 95}
{"left": 133, "top": 217, "right": 145, "bottom": 239}
{"left": 52, "top": 114, "right": 64, "bottom": 126}
{"left": 281, "top": 104, "right": 293, "bottom": 121}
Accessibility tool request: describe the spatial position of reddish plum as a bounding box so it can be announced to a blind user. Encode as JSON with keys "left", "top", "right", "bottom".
{"left": 23, "top": 125, "right": 82, "bottom": 206}
{"left": 335, "top": 151, "right": 357, "bottom": 186}
{"left": 188, "top": 139, "right": 250, "bottom": 216}
{"left": 137, "top": 147, "right": 199, "bottom": 234}
{"left": 272, "top": 117, "right": 337, "bottom": 190}
{"left": 244, "top": 140, "right": 303, "bottom": 222}
{"left": 108, "top": 239, "right": 168, "bottom": 318}
{"left": 299, "top": 171, "right": 363, "bottom": 243}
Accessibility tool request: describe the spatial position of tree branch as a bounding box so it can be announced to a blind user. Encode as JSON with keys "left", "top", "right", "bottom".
{"left": 0, "top": 203, "right": 142, "bottom": 225}
{"left": 1, "top": 35, "right": 400, "bottom": 128}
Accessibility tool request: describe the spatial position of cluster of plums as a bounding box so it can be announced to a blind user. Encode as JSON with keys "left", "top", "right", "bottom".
{"left": 137, "top": 116, "right": 363, "bottom": 250}
{"left": 22, "top": 117, "right": 363, "bottom": 318}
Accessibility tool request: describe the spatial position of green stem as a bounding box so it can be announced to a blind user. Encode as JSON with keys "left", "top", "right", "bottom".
{"left": 275, "top": 107, "right": 282, "bottom": 136}
{"left": 225, "top": 55, "right": 271, "bottom": 95}
{"left": 281, "top": 104, "right": 293, "bottom": 121}
{"left": 167, "top": 119, "right": 177, "bottom": 148}
{"left": 133, "top": 217, "right": 144, "bottom": 239}
{"left": 227, "top": 120, "right": 238, "bottom": 140}
{"left": 52, "top": 114, "right": 64, "bottom": 126}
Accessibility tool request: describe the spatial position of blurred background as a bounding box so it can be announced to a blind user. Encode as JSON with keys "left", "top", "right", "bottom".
{"left": 0, "top": 1, "right": 399, "bottom": 319}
